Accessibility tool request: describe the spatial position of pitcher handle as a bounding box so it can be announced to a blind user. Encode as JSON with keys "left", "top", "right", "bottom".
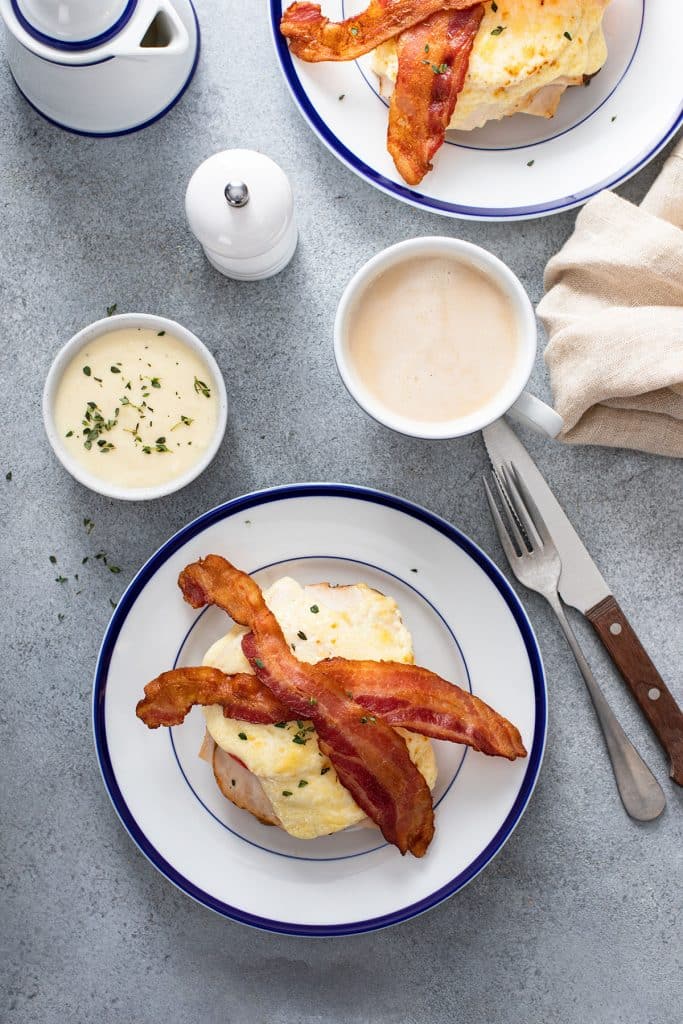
{"left": 110, "top": 0, "right": 189, "bottom": 58}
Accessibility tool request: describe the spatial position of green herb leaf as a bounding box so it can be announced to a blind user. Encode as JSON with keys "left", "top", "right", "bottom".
{"left": 527, "top": 159, "right": 535, "bottom": 166}
{"left": 109, "top": 565, "right": 121, "bottom": 574}
{"left": 274, "top": 722, "right": 287, "bottom": 729}
{"left": 106, "top": 303, "right": 117, "bottom": 317}
{"left": 282, "top": 790, "right": 293, "bottom": 797}
{"left": 110, "top": 366, "right": 121, "bottom": 373}
{"left": 254, "top": 657, "right": 265, "bottom": 669}
{"left": 83, "top": 366, "right": 91, "bottom": 376}
{"left": 84, "top": 517, "right": 94, "bottom": 534}
{"left": 310, "top": 605, "right": 319, "bottom": 614}
{"left": 491, "top": 25, "right": 505, "bottom": 35}
{"left": 307, "top": 697, "right": 317, "bottom": 706}
{"left": 298, "top": 780, "right": 308, "bottom": 788}
{"left": 49, "top": 555, "right": 57, "bottom": 564}
{"left": 193, "top": 377, "right": 211, "bottom": 398}
{"left": 491, "top": 0, "right": 498, "bottom": 10}
{"left": 157, "top": 330, "right": 166, "bottom": 336}
{"left": 297, "top": 630, "right": 307, "bottom": 641}
{"left": 238, "top": 732, "right": 248, "bottom": 741}
{"left": 349, "top": 26, "right": 359, "bottom": 36}
{"left": 5, "top": 471, "right": 12, "bottom": 481}
{"left": 564, "top": 31, "right": 572, "bottom": 40}
{"left": 321, "top": 766, "right": 330, "bottom": 775}
{"left": 55, "top": 575, "right": 67, "bottom": 584}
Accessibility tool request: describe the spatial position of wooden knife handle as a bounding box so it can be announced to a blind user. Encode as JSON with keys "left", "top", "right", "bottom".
{"left": 587, "top": 595, "right": 683, "bottom": 785}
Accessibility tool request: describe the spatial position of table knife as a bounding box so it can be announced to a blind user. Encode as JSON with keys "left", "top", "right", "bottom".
{"left": 482, "top": 417, "right": 683, "bottom": 785}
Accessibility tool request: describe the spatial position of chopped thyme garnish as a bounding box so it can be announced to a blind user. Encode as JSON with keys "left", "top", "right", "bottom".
{"left": 254, "top": 658, "right": 265, "bottom": 669}
{"left": 310, "top": 605, "right": 319, "bottom": 614}
{"left": 307, "top": 697, "right": 317, "bottom": 706}
{"left": 297, "top": 630, "right": 307, "bottom": 641}
{"left": 338, "top": 94, "right": 345, "bottom": 101}
{"left": 65, "top": 430, "right": 74, "bottom": 438}
{"left": 230, "top": 778, "right": 236, "bottom": 787}
{"left": 527, "top": 159, "right": 535, "bottom": 166}
{"left": 424, "top": 43, "right": 429, "bottom": 52}
{"left": 349, "top": 25, "right": 359, "bottom": 36}
{"left": 55, "top": 575, "right": 67, "bottom": 584}
{"left": 491, "top": 25, "right": 505, "bottom": 35}
{"left": 238, "top": 731, "right": 248, "bottom": 741}
{"left": 193, "top": 377, "right": 211, "bottom": 398}
{"left": 298, "top": 780, "right": 308, "bottom": 788}
{"left": 360, "top": 715, "right": 376, "bottom": 724}
{"left": 432, "top": 62, "right": 448, "bottom": 75}
{"left": 157, "top": 330, "right": 166, "bottom": 336}
{"left": 110, "top": 366, "right": 121, "bottom": 373}
{"left": 109, "top": 565, "right": 121, "bottom": 574}
{"left": 274, "top": 722, "right": 287, "bottom": 728}
{"left": 171, "top": 415, "right": 193, "bottom": 431}
{"left": 49, "top": 555, "right": 57, "bottom": 564}
{"left": 564, "top": 31, "right": 572, "bottom": 40}
{"left": 491, "top": 0, "right": 498, "bottom": 10}
{"left": 82, "top": 365, "right": 91, "bottom": 376}
{"left": 321, "top": 766, "right": 330, "bottom": 775}
{"left": 410, "top": 568, "right": 418, "bottom": 573}
{"left": 106, "top": 303, "right": 117, "bottom": 316}
{"left": 150, "top": 377, "right": 161, "bottom": 388}
{"left": 109, "top": 599, "right": 117, "bottom": 609}
{"left": 282, "top": 790, "right": 293, "bottom": 797}
{"left": 5, "top": 471, "right": 11, "bottom": 481}
{"left": 84, "top": 517, "right": 94, "bottom": 534}
{"left": 57, "top": 613, "right": 65, "bottom": 622}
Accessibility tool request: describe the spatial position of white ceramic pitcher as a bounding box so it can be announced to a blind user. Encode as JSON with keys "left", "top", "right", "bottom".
{"left": 0, "top": 0, "right": 199, "bottom": 135}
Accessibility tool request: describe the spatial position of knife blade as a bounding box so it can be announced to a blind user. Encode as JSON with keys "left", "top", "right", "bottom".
{"left": 482, "top": 417, "right": 683, "bottom": 784}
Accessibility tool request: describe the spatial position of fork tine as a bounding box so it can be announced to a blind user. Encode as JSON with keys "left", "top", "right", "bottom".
{"left": 510, "top": 463, "right": 554, "bottom": 548}
{"left": 501, "top": 463, "right": 543, "bottom": 549}
{"left": 490, "top": 469, "right": 526, "bottom": 554}
{"left": 483, "top": 477, "right": 519, "bottom": 567}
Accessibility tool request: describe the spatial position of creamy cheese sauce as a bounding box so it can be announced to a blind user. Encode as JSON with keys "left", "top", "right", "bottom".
{"left": 54, "top": 327, "right": 219, "bottom": 488}
{"left": 347, "top": 256, "right": 520, "bottom": 423}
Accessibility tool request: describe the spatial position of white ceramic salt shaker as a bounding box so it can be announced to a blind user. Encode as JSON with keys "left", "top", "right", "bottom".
{"left": 185, "top": 149, "right": 298, "bottom": 281}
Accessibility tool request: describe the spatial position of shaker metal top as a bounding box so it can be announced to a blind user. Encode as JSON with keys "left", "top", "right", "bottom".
{"left": 224, "top": 181, "right": 250, "bottom": 208}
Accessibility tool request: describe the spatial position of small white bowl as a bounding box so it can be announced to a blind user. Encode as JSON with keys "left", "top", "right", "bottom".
{"left": 43, "top": 313, "right": 228, "bottom": 501}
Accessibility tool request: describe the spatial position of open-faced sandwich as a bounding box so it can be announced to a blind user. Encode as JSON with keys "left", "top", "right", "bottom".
{"left": 137, "top": 555, "right": 526, "bottom": 857}
{"left": 280, "top": 0, "right": 611, "bottom": 185}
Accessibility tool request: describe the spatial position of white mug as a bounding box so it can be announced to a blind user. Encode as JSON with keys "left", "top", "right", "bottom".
{"left": 334, "top": 237, "right": 563, "bottom": 440}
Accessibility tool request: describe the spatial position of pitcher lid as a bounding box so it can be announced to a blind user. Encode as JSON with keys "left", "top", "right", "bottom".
{"left": 11, "top": 0, "right": 136, "bottom": 50}
{"left": 185, "top": 150, "right": 295, "bottom": 261}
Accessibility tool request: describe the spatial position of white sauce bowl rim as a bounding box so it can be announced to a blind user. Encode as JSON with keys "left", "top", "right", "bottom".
{"left": 42, "top": 313, "right": 228, "bottom": 501}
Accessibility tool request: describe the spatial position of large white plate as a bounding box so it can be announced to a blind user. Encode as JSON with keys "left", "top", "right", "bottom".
{"left": 94, "top": 484, "right": 546, "bottom": 935}
{"left": 270, "top": 0, "right": 682, "bottom": 220}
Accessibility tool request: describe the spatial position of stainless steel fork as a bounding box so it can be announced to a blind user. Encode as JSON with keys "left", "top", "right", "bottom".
{"left": 484, "top": 463, "right": 665, "bottom": 822}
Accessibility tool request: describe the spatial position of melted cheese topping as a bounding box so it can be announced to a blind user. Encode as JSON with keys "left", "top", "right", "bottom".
{"left": 372, "top": 0, "right": 609, "bottom": 131}
{"left": 202, "top": 577, "right": 437, "bottom": 839}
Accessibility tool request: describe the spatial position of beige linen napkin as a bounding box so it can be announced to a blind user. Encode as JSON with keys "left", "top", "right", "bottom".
{"left": 538, "top": 137, "right": 683, "bottom": 457}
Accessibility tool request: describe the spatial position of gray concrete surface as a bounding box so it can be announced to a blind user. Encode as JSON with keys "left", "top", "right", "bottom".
{"left": 1, "top": 4, "right": 681, "bottom": 1023}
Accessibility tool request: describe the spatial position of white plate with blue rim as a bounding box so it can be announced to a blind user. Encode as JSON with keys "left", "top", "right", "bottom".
{"left": 269, "top": 0, "right": 683, "bottom": 220}
{"left": 94, "top": 483, "right": 546, "bottom": 935}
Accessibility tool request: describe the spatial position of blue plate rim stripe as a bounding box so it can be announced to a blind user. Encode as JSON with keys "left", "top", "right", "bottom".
{"left": 92, "top": 482, "right": 547, "bottom": 937}
{"left": 268, "top": 0, "right": 682, "bottom": 220}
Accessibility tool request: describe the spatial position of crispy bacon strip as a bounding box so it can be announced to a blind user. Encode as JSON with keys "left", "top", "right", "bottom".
{"left": 178, "top": 555, "right": 434, "bottom": 857}
{"left": 137, "top": 667, "right": 286, "bottom": 728}
{"left": 137, "top": 659, "right": 526, "bottom": 760}
{"left": 387, "top": 5, "right": 483, "bottom": 185}
{"left": 280, "top": 0, "right": 476, "bottom": 62}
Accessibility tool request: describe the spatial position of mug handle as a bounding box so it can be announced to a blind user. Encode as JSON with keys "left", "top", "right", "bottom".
{"left": 111, "top": 0, "right": 189, "bottom": 58}
{"left": 508, "top": 390, "right": 564, "bottom": 439}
